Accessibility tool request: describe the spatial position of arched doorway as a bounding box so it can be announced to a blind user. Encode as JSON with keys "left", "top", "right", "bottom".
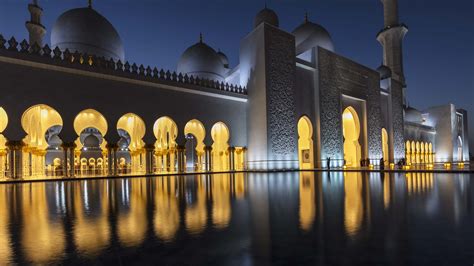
{"left": 342, "top": 107, "right": 361, "bottom": 167}
{"left": 297, "top": 116, "right": 314, "bottom": 169}
{"left": 381, "top": 128, "right": 389, "bottom": 165}
{"left": 457, "top": 136, "right": 463, "bottom": 162}
{"left": 211, "top": 122, "right": 230, "bottom": 171}
{"left": 22, "top": 104, "right": 63, "bottom": 177}
{"left": 74, "top": 109, "right": 108, "bottom": 176}
{"left": 0, "top": 107, "right": 8, "bottom": 178}
{"left": 117, "top": 113, "right": 146, "bottom": 175}
{"left": 153, "top": 117, "right": 178, "bottom": 173}
{"left": 184, "top": 119, "right": 206, "bottom": 172}
{"left": 406, "top": 140, "right": 411, "bottom": 165}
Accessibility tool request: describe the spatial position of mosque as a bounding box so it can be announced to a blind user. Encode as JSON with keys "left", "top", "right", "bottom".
{"left": 0, "top": 0, "right": 469, "bottom": 179}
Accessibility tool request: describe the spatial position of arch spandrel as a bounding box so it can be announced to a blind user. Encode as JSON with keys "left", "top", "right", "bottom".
{"left": 73, "top": 109, "right": 108, "bottom": 137}
{"left": 117, "top": 113, "right": 146, "bottom": 151}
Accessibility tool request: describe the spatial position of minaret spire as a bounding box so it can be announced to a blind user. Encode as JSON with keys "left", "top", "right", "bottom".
{"left": 377, "top": 0, "right": 408, "bottom": 87}
{"left": 25, "top": 0, "right": 46, "bottom": 47}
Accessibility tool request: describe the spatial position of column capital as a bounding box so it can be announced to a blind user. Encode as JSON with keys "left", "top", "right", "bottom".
{"left": 106, "top": 143, "right": 119, "bottom": 150}
{"left": 6, "top": 140, "right": 25, "bottom": 150}
{"left": 177, "top": 145, "right": 186, "bottom": 152}
{"left": 204, "top": 146, "right": 213, "bottom": 152}
{"left": 228, "top": 146, "right": 236, "bottom": 152}
{"left": 144, "top": 143, "right": 155, "bottom": 151}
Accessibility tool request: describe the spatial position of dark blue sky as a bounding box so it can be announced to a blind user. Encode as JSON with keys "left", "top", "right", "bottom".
{"left": 1, "top": 0, "right": 473, "bottom": 152}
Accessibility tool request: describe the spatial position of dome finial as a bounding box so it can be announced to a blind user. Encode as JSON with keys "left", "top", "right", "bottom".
{"left": 305, "top": 12, "right": 309, "bottom": 23}
{"left": 199, "top": 32, "right": 203, "bottom": 43}
{"left": 88, "top": 0, "right": 92, "bottom": 8}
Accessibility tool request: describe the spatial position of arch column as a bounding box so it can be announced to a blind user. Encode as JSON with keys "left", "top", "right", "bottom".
{"left": 145, "top": 143, "right": 155, "bottom": 175}
{"left": 204, "top": 146, "right": 213, "bottom": 172}
{"left": 177, "top": 145, "right": 186, "bottom": 173}
{"left": 6, "top": 141, "right": 24, "bottom": 179}
{"left": 106, "top": 143, "right": 119, "bottom": 176}
{"left": 228, "top": 147, "right": 236, "bottom": 171}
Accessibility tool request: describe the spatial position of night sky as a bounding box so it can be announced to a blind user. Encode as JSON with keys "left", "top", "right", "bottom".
{"left": 1, "top": 0, "right": 473, "bottom": 153}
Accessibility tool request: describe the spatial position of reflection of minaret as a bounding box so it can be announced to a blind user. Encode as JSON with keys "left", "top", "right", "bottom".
{"left": 377, "top": 0, "right": 408, "bottom": 87}
{"left": 25, "top": 0, "right": 46, "bottom": 47}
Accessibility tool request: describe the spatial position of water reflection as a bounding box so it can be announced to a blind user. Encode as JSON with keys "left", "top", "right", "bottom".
{"left": 0, "top": 172, "right": 471, "bottom": 264}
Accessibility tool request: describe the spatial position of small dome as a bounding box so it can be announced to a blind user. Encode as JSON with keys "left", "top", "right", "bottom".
{"left": 217, "top": 50, "right": 229, "bottom": 68}
{"left": 254, "top": 8, "right": 279, "bottom": 28}
{"left": 48, "top": 135, "right": 62, "bottom": 147}
{"left": 177, "top": 40, "right": 226, "bottom": 81}
{"left": 51, "top": 7, "right": 125, "bottom": 61}
{"left": 292, "top": 19, "right": 334, "bottom": 59}
{"left": 83, "top": 134, "right": 100, "bottom": 148}
{"left": 377, "top": 65, "right": 392, "bottom": 80}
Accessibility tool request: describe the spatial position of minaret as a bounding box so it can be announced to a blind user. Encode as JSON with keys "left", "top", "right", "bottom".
{"left": 377, "top": 0, "right": 407, "bottom": 86}
{"left": 25, "top": 0, "right": 46, "bottom": 47}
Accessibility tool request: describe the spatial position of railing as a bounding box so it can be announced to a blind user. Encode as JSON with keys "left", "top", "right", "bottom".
{"left": 0, "top": 35, "right": 247, "bottom": 96}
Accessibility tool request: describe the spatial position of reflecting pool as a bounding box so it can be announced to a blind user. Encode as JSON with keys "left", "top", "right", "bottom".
{"left": 0, "top": 172, "right": 472, "bottom": 265}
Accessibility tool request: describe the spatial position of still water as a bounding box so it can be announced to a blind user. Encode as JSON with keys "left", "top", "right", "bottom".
{"left": 0, "top": 172, "right": 472, "bottom": 265}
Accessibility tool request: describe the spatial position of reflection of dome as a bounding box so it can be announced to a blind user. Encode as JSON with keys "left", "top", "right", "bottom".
{"left": 377, "top": 65, "right": 392, "bottom": 80}
{"left": 292, "top": 19, "right": 334, "bottom": 60}
{"left": 254, "top": 8, "right": 279, "bottom": 28}
{"left": 83, "top": 134, "right": 100, "bottom": 148}
{"left": 217, "top": 50, "right": 229, "bottom": 68}
{"left": 51, "top": 7, "right": 125, "bottom": 61}
{"left": 177, "top": 39, "right": 226, "bottom": 81}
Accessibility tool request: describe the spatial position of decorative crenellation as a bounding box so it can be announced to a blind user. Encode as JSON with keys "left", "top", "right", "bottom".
{"left": 0, "top": 35, "right": 247, "bottom": 95}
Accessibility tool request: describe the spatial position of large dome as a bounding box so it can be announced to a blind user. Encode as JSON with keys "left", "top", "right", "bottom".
{"left": 51, "top": 7, "right": 125, "bottom": 62}
{"left": 254, "top": 8, "right": 279, "bottom": 28}
{"left": 177, "top": 40, "right": 226, "bottom": 82}
{"left": 292, "top": 19, "right": 334, "bottom": 61}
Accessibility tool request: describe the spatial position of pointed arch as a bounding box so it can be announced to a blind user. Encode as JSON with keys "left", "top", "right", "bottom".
{"left": 184, "top": 119, "right": 206, "bottom": 171}
{"left": 153, "top": 116, "right": 178, "bottom": 173}
{"left": 117, "top": 113, "right": 146, "bottom": 174}
{"left": 211, "top": 122, "right": 230, "bottom": 171}
{"left": 342, "top": 107, "right": 361, "bottom": 167}
{"left": 297, "top": 116, "right": 314, "bottom": 169}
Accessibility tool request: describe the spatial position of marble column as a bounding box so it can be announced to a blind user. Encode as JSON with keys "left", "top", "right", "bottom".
{"left": 204, "top": 146, "right": 213, "bottom": 172}
{"left": 228, "top": 146, "right": 236, "bottom": 171}
{"left": 177, "top": 145, "right": 186, "bottom": 173}
{"left": 145, "top": 144, "right": 155, "bottom": 175}
{"left": 6, "top": 141, "right": 24, "bottom": 179}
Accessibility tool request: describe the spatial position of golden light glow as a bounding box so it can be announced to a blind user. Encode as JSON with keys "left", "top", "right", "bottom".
{"left": 22, "top": 104, "right": 62, "bottom": 150}
{"left": 154, "top": 176, "right": 180, "bottom": 241}
{"left": 118, "top": 179, "right": 148, "bottom": 247}
{"left": 344, "top": 172, "right": 363, "bottom": 237}
{"left": 381, "top": 128, "right": 389, "bottom": 164}
{"left": 297, "top": 116, "right": 314, "bottom": 169}
{"left": 299, "top": 172, "right": 315, "bottom": 231}
{"left": 184, "top": 119, "right": 206, "bottom": 171}
{"left": 212, "top": 174, "right": 231, "bottom": 229}
{"left": 21, "top": 183, "right": 65, "bottom": 263}
{"left": 185, "top": 176, "right": 207, "bottom": 235}
{"left": 342, "top": 107, "right": 361, "bottom": 167}
{"left": 211, "top": 122, "right": 230, "bottom": 171}
{"left": 117, "top": 113, "right": 146, "bottom": 174}
{"left": 153, "top": 117, "right": 178, "bottom": 173}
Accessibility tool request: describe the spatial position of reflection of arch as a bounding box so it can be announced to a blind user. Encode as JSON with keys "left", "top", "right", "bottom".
{"left": 153, "top": 116, "right": 178, "bottom": 173}
{"left": 211, "top": 122, "right": 230, "bottom": 171}
{"left": 381, "top": 128, "right": 389, "bottom": 165}
{"left": 184, "top": 119, "right": 206, "bottom": 171}
{"left": 457, "top": 136, "right": 463, "bottom": 162}
{"left": 117, "top": 113, "right": 146, "bottom": 175}
{"left": 297, "top": 116, "right": 314, "bottom": 169}
{"left": 342, "top": 107, "right": 361, "bottom": 167}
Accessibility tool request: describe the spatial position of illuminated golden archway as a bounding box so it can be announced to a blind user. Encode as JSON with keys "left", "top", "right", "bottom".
{"left": 297, "top": 116, "right": 314, "bottom": 169}
{"left": 381, "top": 128, "right": 389, "bottom": 165}
{"left": 406, "top": 140, "right": 411, "bottom": 165}
{"left": 342, "top": 107, "right": 361, "bottom": 167}
{"left": 73, "top": 109, "right": 108, "bottom": 176}
{"left": 0, "top": 107, "right": 8, "bottom": 178}
{"left": 21, "top": 104, "right": 63, "bottom": 177}
{"left": 153, "top": 117, "right": 178, "bottom": 173}
{"left": 211, "top": 122, "right": 230, "bottom": 171}
{"left": 184, "top": 119, "right": 206, "bottom": 171}
{"left": 117, "top": 113, "right": 146, "bottom": 174}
